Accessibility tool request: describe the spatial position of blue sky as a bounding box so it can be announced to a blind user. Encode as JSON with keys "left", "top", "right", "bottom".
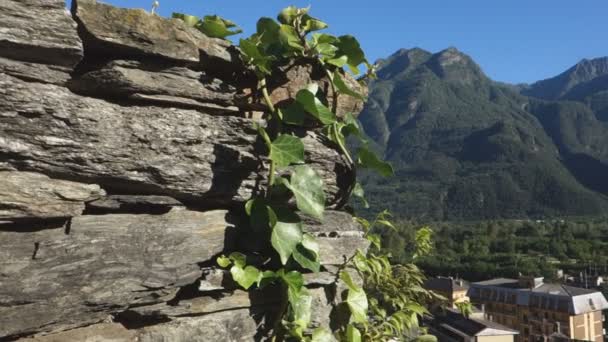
{"left": 69, "top": 0, "right": 607, "bottom": 84}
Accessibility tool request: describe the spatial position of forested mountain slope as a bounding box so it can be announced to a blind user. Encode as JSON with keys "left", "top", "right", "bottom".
{"left": 357, "top": 48, "right": 608, "bottom": 220}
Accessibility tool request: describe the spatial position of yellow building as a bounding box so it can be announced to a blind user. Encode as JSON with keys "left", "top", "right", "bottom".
{"left": 425, "top": 277, "right": 470, "bottom": 308}
{"left": 468, "top": 277, "right": 608, "bottom": 342}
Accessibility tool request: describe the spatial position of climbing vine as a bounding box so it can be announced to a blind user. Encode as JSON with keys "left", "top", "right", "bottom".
{"left": 174, "top": 6, "right": 435, "bottom": 341}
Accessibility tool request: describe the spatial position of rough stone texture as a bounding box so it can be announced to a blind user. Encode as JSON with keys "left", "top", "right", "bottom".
{"left": 268, "top": 62, "right": 368, "bottom": 119}
{"left": 0, "top": 209, "right": 235, "bottom": 338}
{"left": 303, "top": 211, "right": 369, "bottom": 265}
{"left": 0, "top": 74, "right": 351, "bottom": 207}
{"left": 0, "top": 0, "right": 83, "bottom": 67}
{"left": 69, "top": 60, "right": 240, "bottom": 112}
{"left": 0, "top": 57, "right": 72, "bottom": 85}
{"left": 72, "top": 0, "right": 234, "bottom": 67}
{"left": 0, "top": 171, "right": 105, "bottom": 220}
{"left": 136, "top": 309, "right": 259, "bottom": 342}
{"left": 87, "top": 195, "right": 183, "bottom": 213}
{"left": 0, "top": 0, "right": 368, "bottom": 339}
{"left": 20, "top": 310, "right": 259, "bottom": 342}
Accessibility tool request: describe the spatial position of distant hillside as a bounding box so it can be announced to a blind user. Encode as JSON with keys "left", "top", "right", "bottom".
{"left": 523, "top": 57, "right": 608, "bottom": 121}
{"left": 356, "top": 48, "right": 608, "bottom": 221}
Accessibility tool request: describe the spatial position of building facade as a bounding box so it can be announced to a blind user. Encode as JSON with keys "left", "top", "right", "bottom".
{"left": 425, "top": 277, "right": 470, "bottom": 308}
{"left": 468, "top": 277, "right": 608, "bottom": 342}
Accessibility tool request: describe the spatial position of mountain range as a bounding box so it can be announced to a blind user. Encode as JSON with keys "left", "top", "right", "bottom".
{"left": 356, "top": 47, "right": 608, "bottom": 221}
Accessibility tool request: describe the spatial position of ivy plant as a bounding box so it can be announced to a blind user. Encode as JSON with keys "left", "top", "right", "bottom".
{"left": 179, "top": 5, "right": 435, "bottom": 341}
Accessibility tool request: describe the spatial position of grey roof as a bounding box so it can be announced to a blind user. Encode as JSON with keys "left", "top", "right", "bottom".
{"left": 469, "top": 278, "right": 608, "bottom": 315}
{"left": 425, "top": 277, "right": 468, "bottom": 293}
{"left": 472, "top": 278, "right": 519, "bottom": 288}
{"left": 437, "top": 309, "right": 519, "bottom": 337}
{"left": 531, "top": 283, "right": 596, "bottom": 296}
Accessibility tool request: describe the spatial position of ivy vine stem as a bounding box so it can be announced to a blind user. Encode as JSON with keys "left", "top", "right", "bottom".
{"left": 333, "top": 123, "right": 354, "bottom": 165}
{"left": 259, "top": 77, "right": 280, "bottom": 197}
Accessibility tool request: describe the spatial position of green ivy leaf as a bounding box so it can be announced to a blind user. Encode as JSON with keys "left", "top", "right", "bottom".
{"left": 345, "top": 287, "right": 369, "bottom": 324}
{"left": 277, "top": 6, "right": 299, "bottom": 25}
{"left": 247, "top": 199, "right": 277, "bottom": 233}
{"left": 281, "top": 269, "right": 305, "bottom": 310}
{"left": 326, "top": 55, "right": 348, "bottom": 68}
{"left": 199, "top": 15, "right": 242, "bottom": 39}
{"left": 290, "top": 287, "right": 313, "bottom": 330}
{"left": 340, "top": 271, "right": 368, "bottom": 323}
{"left": 279, "top": 24, "right": 304, "bottom": 52}
{"left": 346, "top": 325, "right": 362, "bottom": 342}
{"left": 357, "top": 147, "right": 394, "bottom": 177}
{"left": 333, "top": 71, "right": 365, "bottom": 101}
{"left": 230, "top": 264, "right": 260, "bottom": 290}
{"left": 293, "top": 246, "right": 320, "bottom": 273}
{"left": 336, "top": 35, "right": 366, "bottom": 74}
{"left": 256, "top": 18, "right": 280, "bottom": 48}
{"left": 341, "top": 113, "right": 363, "bottom": 139}
{"left": 172, "top": 13, "right": 200, "bottom": 27}
{"left": 271, "top": 209, "right": 303, "bottom": 265}
{"left": 366, "top": 233, "right": 381, "bottom": 250}
{"left": 239, "top": 38, "right": 273, "bottom": 75}
{"left": 228, "top": 252, "right": 247, "bottom": 268}
{"left": 270, "top": 134, "right": 305, "bottom": 168}
{"left": 311, "top": 33, "right": 338, "bottom": 45}
{"left": 340, "top": 270, "right": 359, "bottom": 290}
{"left": 216, "top": 255, "right": 231, "bottom": 268}
{"left": 302, "top": 14, "right": 328, "bottom": 33}
{"left": 352, "top": 182, "right": 369, "bottom": 208}
{"left": 257, "top": 270, "right": 278, "bottom": 288}
{"left": 280, "top": 102, "right": 306, "bottom": 126}
{"left": 295, "top": 89, "right": 336, "bottom": 125}
{"left": 293, "top": 233, "right": 321, "bottom": 272}
{"left": 314, "top": 43, "right": 339, "bottom": 58}
{"left": 301, "top": 233, "right": 320, "bottom": 260}
{"left": 282, "top": 165, "right": 326, "bottom": 220}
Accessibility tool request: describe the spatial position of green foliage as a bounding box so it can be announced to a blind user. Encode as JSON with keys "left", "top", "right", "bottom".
{"left": 270, "top": 134, "right": 305, "bottom": 168}
{"left": 455, "top": 301, "right": 474, "bottom": 318}
{"left": 271, "top": 210, "right": 304, "bottom": 265}
{"left": 177, "top": 5, "right": 431, "bottom": 341}
{"left": 336, "top": 212, "right": 441, "bottom": 341}
{"left": 282, "top": 165, "right": 326, "bottom": 220}
{"left": 381, "top": 218, "right": 608, "bottom": 283}
{"left": 172, "top": 13, "right": 242, "bottom": 39}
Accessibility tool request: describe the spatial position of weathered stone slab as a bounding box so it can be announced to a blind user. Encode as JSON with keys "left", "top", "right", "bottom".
{"left": 0, "top": 74, "right": 351, "bottom": 207}
{"left": 0, "top": 171, "right": 104, "bottom": 220}
{"left": 0, "top": 0, "right": 83, "bottom": 67}
{"left": 0, "top": 57, "right": 71, "bottom": 85}
{"left": 137, "top": 309, "right": 259, "bottom": 342}
{"left": 0, "top": 209, "right": 235, "bottom": 338}
{"left": 87, "top": 195, "right": 183, "bottom": 213}
{"left": 69, "top": 60, "right": 240, "bottom": 111}
{"left": 20, "top": 309, "right": 259, "bottom": 342}
{"left": 303, "top": 211, "right": 369, "bottom": 265}
{"left": 72, "top": 0, "right": 235, "bottom": 68}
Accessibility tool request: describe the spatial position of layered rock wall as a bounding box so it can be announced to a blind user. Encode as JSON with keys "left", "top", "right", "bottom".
{"left": 0, "top": 1, "right": 367, "bottom": 341}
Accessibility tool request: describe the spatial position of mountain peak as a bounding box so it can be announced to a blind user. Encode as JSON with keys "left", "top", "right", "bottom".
{"left": 427, "top": 47, "right": 486, "bottom": 85}
{"left": 524, "top": 56, "right": 608, "bottom": 100}
{"left": 376, "top": 47, "right": 432, "bottom": 79}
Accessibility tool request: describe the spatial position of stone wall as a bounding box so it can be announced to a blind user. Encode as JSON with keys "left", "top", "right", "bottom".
{"left": 0, "top": 1, "right": 368, "bottom": 341}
